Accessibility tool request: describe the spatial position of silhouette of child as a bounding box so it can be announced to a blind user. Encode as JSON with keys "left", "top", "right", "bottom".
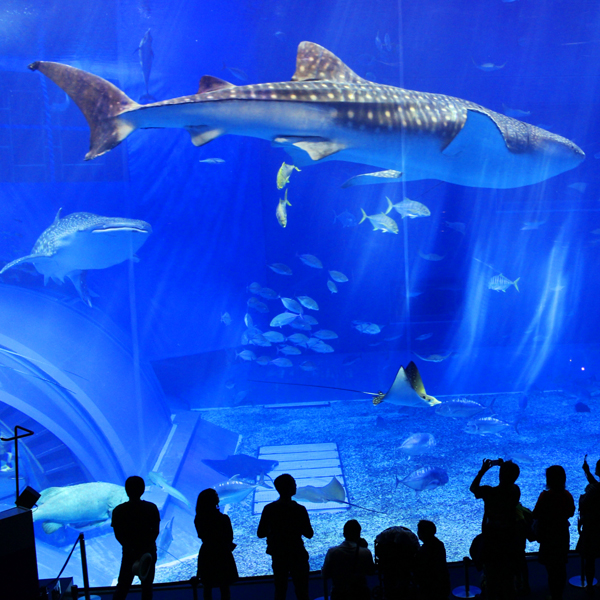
{"left": 533, "top": 465, "right": 575, "bottom": 600}
{"left": 414, "top": 520, "right": 450, "bottom": 600}
{"left": 111, "top": 476, "right": 160, "bottom": 600}
{"left": 322, "top": 519, "right": 375, "bottom": 600}
{"left": 578, "top": 456, "right": 600, "bottom": 594}
{"left": 195, "top": 488, "right": 238, "bottom": 600}
{"left": 257, "top": 473, "right": 314, "bottom": 600}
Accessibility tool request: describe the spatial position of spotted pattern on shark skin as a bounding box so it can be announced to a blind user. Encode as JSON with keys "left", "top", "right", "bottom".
{"left": 135, "top": 42, "right": 566, "bottom": 155}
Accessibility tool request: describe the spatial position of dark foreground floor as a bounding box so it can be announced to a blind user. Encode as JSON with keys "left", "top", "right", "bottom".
{"left": 83, "top": 552, "right": 598, "bottom": 600}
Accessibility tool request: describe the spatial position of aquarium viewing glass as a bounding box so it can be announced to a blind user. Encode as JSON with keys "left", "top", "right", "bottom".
{"left": 0, "top": 0, "right": 598, "bottom": 588}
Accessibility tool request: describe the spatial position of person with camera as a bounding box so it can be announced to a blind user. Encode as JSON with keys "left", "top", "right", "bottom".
{"left": 470, "top": 458, "right": 521, "bottom": 599}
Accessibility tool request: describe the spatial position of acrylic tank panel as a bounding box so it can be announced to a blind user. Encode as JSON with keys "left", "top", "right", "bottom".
{"left": 0, "top": 0, "right": 599, "bottom": 588}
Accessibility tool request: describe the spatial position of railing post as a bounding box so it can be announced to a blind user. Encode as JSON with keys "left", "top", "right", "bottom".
{"left": 79, "top": 533, "right": 91, "bottom": 600}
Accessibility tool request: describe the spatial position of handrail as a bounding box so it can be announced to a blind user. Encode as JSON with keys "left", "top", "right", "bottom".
{"left": 0, "top": 424, "right": 34, "bottom": 502}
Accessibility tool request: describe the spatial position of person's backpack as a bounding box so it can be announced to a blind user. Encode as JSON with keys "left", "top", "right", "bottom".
{"left": 516, "top": 502, "right": 536, "bottom": 542}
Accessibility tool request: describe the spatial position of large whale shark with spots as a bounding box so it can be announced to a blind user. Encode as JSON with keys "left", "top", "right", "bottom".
{"left": 29, "top": 42, "right": 584, "bottom": 189}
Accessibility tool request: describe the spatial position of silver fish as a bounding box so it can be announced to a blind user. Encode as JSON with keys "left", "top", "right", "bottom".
{"left": 435, "top": 399, "right": 485, "bottom": 418}
{"left": 327, "top": 280, "right": 338, "bottom": 294}
{"left": 386, "top": 197, "right": 430, "bottom": 219}
{"left": 281, "top": 297, "right": 303, "bottom": 314}
{"left": 399, "top": 433, "right": 436, "bottom": 457}
{"left": 488, "top": 274, "right": 520, "bottom": 292}
{"left": 464, "top": 416, "right": 510, "bottom": 436}
{"left": 399, "top": 466, "right": 448, "bottom": 492}
{"left": 359, "top": 209, "right": 398, "bottom": 234}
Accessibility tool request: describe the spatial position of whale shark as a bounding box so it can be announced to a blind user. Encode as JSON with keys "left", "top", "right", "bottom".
{"left": 28, "top": 42, "right": 584, "bottom": 189}
{"left": 0, "top": 210, "right": 152, "bottom": 306}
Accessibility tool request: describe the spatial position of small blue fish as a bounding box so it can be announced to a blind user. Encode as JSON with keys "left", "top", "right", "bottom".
{"left": 270, "top": 312, "right": 298, "bottom": 328}
{"left": 268, "top": 263, "right": 292, "bottom": 275}
{"left": 270, "top": 357, "right": 293, "bottom": 367}
{"left": 298, "top": 254, "right": 323, "bottom": 268}
{"left": 281, "top": 297, "right": 303, "bottom": 314}
{"left": 473, "top": 59, "right": 506, "bottom": 72}
{"left": 333, "top": 210, "right": 358, "bottom": 227}
{"left": 223, "top": 63, "right": 248, "bottom": 81}
{"left": 199, "top": 158, "right": 225, "bottom": 164}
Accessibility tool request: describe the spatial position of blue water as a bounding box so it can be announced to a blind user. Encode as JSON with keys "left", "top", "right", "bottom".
{"left": 0, "top": 0, "right": 599, "bottom": 588}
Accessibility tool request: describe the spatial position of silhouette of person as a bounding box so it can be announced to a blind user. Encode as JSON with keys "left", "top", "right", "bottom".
{"left": 470, "top": 458, "right": 521, "bottom": 600}
{"left": 578, "top": 456, "right": 600, "bottom": 594}
{"left": 257, "top": 473, "right": 314, "bottom": 600}
{"left": 533, "top": 465, "right": 575, "bottom": 600}
{"left": 414, "top": 520, "right": 450, "bottom": 600}
{"left": 111, "top": 476, "right": 160, "bottom": 600}
{"left": 321, "top": 519, "right": 375, "bottom": 600}
{"left": 195, "top": 488, "right": 239, "bottom": 600}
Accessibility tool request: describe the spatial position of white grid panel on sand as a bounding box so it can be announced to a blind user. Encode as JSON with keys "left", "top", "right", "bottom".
{"left": 253, "top": 442, "right": 349, "bottom": 515}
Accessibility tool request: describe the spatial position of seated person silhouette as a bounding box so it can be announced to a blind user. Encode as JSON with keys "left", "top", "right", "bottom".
{"left": 322, "top": 519, "right": 375, "bottom": 600}
{"left": 111, "top": 475, "right": 160, "bottom": 600}
{"left": 578, "top": 455, "right": 600, "bottom": 593}
{"left": 195, "top": 488, "right": 239, "bottom": 600}
{"left": 257, "top": 473, "right": 314, "bottom": 600}
{"left": 414, "top": 520, "right": 450, "bottom": 600}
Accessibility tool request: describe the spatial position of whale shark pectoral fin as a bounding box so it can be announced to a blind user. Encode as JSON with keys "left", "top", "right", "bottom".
{"left": 442, "top": 109, "right": 507, "bottom": 157}
{"left": 0, "top": 253, "right": 52, "bottom": 275}
{"left": 42, "top": 521, "right": 63, "bottom": 534}
{"left": 187, "top": 126, "right": 224, "bottom": 147}
{"left": 273, "top": 136, "right": 346, "bottom": 161}
{"left": 341, "top": 169, "right": 403, "bottom": 188}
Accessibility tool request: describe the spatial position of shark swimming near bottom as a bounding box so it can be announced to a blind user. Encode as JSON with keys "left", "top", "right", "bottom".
{"left": 28, "top": 42, "right": 584, "bottom": 189}
{"left": 0, "top": 210, "right": 152, "bottom": 306}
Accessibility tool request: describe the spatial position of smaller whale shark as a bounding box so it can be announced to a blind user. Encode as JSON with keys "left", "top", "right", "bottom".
{"left": 0, "top": 210, "right": 152, "bottom": 307}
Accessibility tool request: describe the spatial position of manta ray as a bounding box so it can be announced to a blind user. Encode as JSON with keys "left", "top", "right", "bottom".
{"left": 0, "top": 210, "right": 152, "bottom": 306}
{"left": 29, "top": 42, "right": 583, "bottom": 189}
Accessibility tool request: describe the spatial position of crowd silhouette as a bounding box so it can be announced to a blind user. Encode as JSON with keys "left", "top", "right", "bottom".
{"left": 110, "top": 459, "right": 600, "bottom": 600}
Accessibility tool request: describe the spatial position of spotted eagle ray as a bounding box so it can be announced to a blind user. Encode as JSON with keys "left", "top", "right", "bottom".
{"left": 250, "top": 360, "right": 439, "bottom": 409}
{"left": 0, "top": 210, "right": 152, "bottom": 307}
{"left": 294, "top": 476, "right": 384, "bottom": 514}
{"left": 29, "top": 42, "right": 583, "bottom": 189}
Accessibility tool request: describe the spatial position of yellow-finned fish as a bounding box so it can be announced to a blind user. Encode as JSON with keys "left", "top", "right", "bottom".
{"left": 276, "top": 189, "right": 292, "bottom": 228}
{"left": 276, "top": 162, "right": 300, "bottom": 189}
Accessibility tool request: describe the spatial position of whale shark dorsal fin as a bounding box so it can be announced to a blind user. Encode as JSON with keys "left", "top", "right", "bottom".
{"left": 197, "top": 75, "right": 236, "bottom": 94}
{"left": 443, "top": 109, "right": 506, "bottom": 157}
{"left": 291, "top": 42, "right": 367, "bottom": 84}
{"left": 53, "top": 208, "right": 63, "bottom": 225}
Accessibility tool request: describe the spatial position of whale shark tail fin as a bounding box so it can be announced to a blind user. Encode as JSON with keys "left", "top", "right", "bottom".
{"left": 29, "top": 61, "right": 139, "bottom": 160}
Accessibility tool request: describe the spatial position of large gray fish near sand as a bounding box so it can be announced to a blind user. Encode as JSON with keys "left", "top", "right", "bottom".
{"left": 28, "top": 42, "right": 584, "bottom": 189}
{"left": 33, "top": 482, "right": 128, "bottom": 534}
{"left": 0, "top": 210, "right": 152, "bottom": 307}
